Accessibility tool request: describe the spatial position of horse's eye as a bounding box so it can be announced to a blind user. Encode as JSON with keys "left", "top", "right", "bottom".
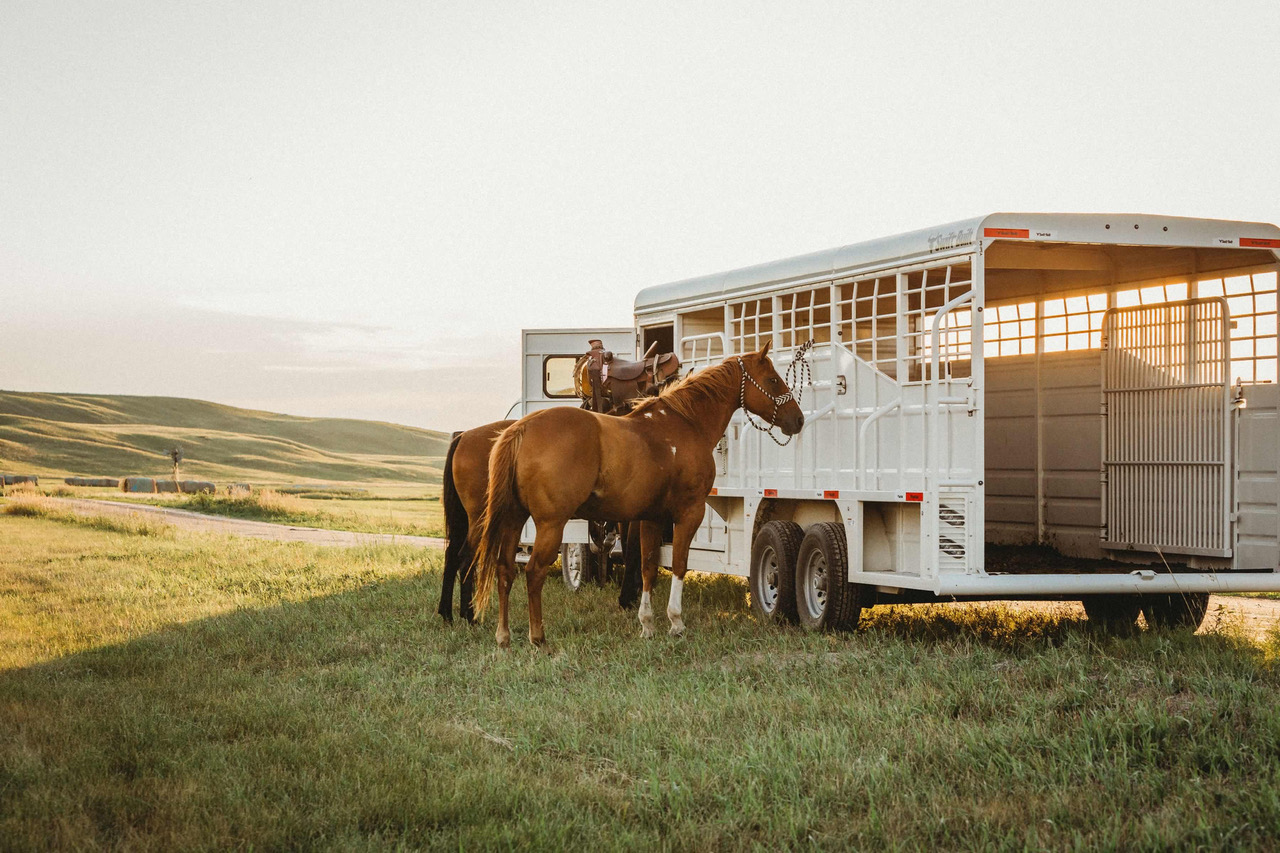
{"left": 770, "top": 377, "right": 779, "bottom": 386}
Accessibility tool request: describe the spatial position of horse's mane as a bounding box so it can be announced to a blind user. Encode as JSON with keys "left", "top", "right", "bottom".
{"left": 627, "top": 358, "right": 739, "bottom": 423}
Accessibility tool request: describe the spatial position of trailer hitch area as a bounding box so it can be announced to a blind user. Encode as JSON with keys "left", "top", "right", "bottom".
{"left": 1130, "top": 569, "right": 1157, "bottom": 581}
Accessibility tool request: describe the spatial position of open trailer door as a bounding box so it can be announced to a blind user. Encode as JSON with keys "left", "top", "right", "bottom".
{"left": 519, "top": 328, "right": 635, "bottom": 416}
{"left": 1100, "top": 297, "right": 1233, "bottom": 558}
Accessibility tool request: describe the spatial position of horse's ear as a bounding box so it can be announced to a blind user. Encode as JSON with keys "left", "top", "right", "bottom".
{"left": 759, "top": 339, "right": 772, "bottom": 358}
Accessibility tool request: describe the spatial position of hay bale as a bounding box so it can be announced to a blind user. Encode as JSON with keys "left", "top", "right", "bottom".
{"left": 156, "top": 480, "right": 179, "bottom": 493}
{"left": 228, "top": 483, "right": 251, "bottom": 494}
{"left": 7, "top": 475, "right": 38, "bottom": 486}
{"left": 182, "top": 480, "right": 215, "bottom": 494}
{"left": 121, "top": 477, "right": 157, "bottom": 493}
{"left": 65, "top": 477, "right": 83, "bottom": 486}
{"left": 97, "top": 478, "right": 120, "bottom": 488}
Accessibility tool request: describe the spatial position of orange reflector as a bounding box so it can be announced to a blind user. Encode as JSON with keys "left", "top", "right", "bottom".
{"left": 1241, "top": 237, "right": 1280, "bottom": 249}
{"left": 984, "top": 227, "right": 1029, "bottom": 239}
{"left": 823, "top": 490, "right": 839, "bottom": 500}
{"left": 708, "top": 487, "right": 718, "bottom": 496}
{"left": 905, "top": 492, "right": 923, "bottom": 502}
{"left": 763, "top": 488, "right": 777, "bottom": 497}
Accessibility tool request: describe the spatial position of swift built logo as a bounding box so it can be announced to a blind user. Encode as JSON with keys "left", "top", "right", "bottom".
{"left": 927, "top": 227, "right": 976, "bottom": 253}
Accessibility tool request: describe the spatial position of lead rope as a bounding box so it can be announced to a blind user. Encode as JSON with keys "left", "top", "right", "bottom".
{"left": 738, "top": 339, "right": 813, "bottom": 447}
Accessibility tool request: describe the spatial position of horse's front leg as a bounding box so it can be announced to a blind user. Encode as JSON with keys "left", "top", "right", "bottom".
{"left": 637, "top": 521, "right": 663, "bottom": 638}
{"left": 666, "top": 507, "right": 704, "bottom": 637}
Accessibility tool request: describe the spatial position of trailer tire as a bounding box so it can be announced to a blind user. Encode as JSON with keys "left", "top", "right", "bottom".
{"left": 560, "top": 543, "right": 592, "bottom": 591}
{"left": 795, "top": 522, "right": 862, "bottom": 632}
{"left": 749, "top": 520, "right": 803, "bottom": 624}
{"left": 1142, "top": 592, "right": 1210, "bottom": 631}
{"left": 1080, "top": 594, "right": 1142, "bottom": 632}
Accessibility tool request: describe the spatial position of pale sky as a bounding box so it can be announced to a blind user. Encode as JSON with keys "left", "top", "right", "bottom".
{"left": 3, "top": 1, "right": 1277, "bottom": 432}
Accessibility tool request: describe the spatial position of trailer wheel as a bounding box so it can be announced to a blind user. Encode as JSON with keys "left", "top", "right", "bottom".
{"left": 795, "top": 522, "right": 862, "bottom": 632}
{"left": 1080, "top": 594, "right": 1142, "bottom": 632}
{"left": 749, "top": 520, "right": 803, "bottom": 623}
{"left": 1142, "top": 592, "right": 1210, "bottom": 631}
{"left": 560, "top": 543, "right": 591, "bottom": 591}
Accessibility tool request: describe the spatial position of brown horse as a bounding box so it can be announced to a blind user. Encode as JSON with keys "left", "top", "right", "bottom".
{"left": 472, "top": 342, "right": 804, "bottom": 647}
{"left": 437, "top": 422, "right": 647, "bottom": 624}
{"left": 437, "top": 421, "right": 511, "bottom": 623}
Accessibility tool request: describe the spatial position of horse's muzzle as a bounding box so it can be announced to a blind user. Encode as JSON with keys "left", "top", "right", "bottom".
{"left": 780, "top": 410, "right": 805, "bottom": 436}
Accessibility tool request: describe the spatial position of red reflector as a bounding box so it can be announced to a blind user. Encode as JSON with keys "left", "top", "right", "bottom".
{"left": 823, "top": 490, "right": 839, "bottom": 500}
{"left": 763, "top": 488, "right": 777, "bottom": 497}
{"left": 708, "top": 487, "right": 718, "bottom": 496}
{"left": 1241, "top": 237, "right": 1280, "bottom": 249}
{"left": 905, "top": 492, "right": 924, "bottom": 502}
{"left": 984, "top": 227, "right": 1029, "bottom": 239}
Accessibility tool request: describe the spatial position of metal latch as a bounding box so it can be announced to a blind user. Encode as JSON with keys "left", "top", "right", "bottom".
{"left": 836, "top": 375, "right": 847, "bottom": 395}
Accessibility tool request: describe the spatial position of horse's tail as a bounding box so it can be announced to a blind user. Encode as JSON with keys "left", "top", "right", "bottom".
{"left": 437, "top": 431, "right": 467, "bottom": 620}
{"left": 472, "top": 422, "right": 526, "bottom": 619}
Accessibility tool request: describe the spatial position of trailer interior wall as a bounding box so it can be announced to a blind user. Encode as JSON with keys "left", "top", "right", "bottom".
{"left": 982, "top": 242, "right": 1279, "bottom": 568}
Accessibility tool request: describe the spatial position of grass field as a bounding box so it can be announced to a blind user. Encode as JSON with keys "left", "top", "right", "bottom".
{"left": 98, "top": 488, "right": 446, "bottom": 538}
{"left": 0, "top": 390, "right": 450, "bottom": 485}
{"left": 4, "top": 513, "right": 1280, "bottom": 849}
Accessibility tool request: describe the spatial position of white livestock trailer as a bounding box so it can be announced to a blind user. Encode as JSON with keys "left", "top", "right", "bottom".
{"left": 509, "top": 213, "right": 1280, "bottom": 631}
{"left": 617, "top": 212, "right": 1279, "bottom": 632}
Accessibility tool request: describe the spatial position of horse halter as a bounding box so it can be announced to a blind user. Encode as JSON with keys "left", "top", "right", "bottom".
{"left": 737, "top": 340, "right": 813, "bottom": 447}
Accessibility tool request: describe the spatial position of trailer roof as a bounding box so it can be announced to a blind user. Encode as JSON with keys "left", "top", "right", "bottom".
{"left": 634, "top": 212, "right": 1280, "bottom": 315}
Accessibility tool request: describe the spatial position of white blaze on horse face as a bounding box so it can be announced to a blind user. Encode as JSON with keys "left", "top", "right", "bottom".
{"left": 643, "top": 412, "right": 653, "bottom": 419}
{"left": 667, "top": 575, "right": 685, "bottom": 635}
{"left": 670, "top": 446, "right": 677, "bottom": 456}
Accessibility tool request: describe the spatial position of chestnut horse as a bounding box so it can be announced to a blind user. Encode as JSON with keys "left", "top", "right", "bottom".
{"left": 472, "top": 343, "right": 804, "bottom": 647}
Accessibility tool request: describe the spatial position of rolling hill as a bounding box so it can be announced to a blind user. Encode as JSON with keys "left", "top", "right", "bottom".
{"left": 0, "top": 391, "right": 451, "bottom": 484}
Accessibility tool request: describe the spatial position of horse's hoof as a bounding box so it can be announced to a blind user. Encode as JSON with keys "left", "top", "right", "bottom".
{"left": 641, "top": 626, "right": 655, "bottom": 639}
{"left": 669, "top": 623, "right": 686, "bottom": 637}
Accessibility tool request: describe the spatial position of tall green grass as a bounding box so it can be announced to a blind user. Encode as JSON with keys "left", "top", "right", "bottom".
{"left": 2, "top": 515, "right": 1279, "bottom": 849}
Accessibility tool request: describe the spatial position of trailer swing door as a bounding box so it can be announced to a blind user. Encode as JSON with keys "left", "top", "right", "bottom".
{"left": 1101, "top": 297, "right": 1233, "bottom": 558}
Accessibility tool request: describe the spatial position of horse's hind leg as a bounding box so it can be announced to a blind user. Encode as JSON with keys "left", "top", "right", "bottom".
{"left": 637, "top": 521, "right": 663, "bottom": 639}
{"left": 437, "top": 558, "right": 456, "bottom": 623}
{"left": 458, "top": 539, "right": 476, "bottom": 624}
{"left": 617, "top": 522, "right": 642, "bottom": 610}
{"left": 525, "top": 522, "right": 565, "bottom": 648}
{"left": 495, "top": 530, "right": 520, "bottom": 649}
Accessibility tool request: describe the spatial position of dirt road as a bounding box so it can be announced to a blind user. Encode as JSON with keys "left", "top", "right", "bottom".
{"left": 55, "top": 498, "right": 446, "bottom": 548}
{"left": 54, "top": 499, "right": 1279, "bottom": 640}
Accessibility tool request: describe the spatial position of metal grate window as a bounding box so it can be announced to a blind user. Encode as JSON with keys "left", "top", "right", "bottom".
{"left": 1197, "top": 271, "right": 1277, "bottom": 384}
{"left": 777, "top": 287, "right": 833, "bottom": 349}
{"left": 730, "top": 298, "right": 774, "bottom": 354}
{"left": 837, "top": 275, "right": 899, "bottom": 379}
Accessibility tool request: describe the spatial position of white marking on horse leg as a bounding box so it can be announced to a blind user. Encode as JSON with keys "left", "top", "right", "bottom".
{"left": 670, "top": 446, "right": 677, "bottom": 456}
{"left": 638, "top": 590, "right": 655, "bottom": 638}
{"left": 667, "top": 575, "right": 685, "bottom": 636}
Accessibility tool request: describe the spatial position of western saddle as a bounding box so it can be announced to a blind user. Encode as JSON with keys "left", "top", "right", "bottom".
{"left": 578, "top": 339, "right": 681, "bottom": 414}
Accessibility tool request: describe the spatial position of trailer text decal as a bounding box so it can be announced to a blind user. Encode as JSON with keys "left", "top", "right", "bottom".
{"left": 1241, "top": 237, "right": 1280, "bottom": 249}
{"left": 983, "top": 228, "right": 1029, "bottom": 239}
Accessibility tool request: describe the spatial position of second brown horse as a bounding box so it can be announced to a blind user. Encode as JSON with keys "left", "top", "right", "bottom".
{"left": 473, "top": 343, "right": 804, "bottom": 648}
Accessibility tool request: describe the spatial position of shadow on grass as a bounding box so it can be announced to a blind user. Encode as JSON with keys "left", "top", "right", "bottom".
{"left": 4, "top": 564, "right": 1278, "bottom": 851}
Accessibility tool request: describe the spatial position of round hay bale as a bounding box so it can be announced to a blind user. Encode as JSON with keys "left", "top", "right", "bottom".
{"left": 156, "top": 480, "right": 179, "bottom": 494}
{"left": 181, "top": 480, "right": 216, "bottom": 494}
{"left": 121, "top": 477, "right": 157, "bottom": 493}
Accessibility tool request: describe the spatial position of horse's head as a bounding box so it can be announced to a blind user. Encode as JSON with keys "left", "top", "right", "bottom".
{"left": 739, "top": 340, "right": 805, "bottom": 436}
